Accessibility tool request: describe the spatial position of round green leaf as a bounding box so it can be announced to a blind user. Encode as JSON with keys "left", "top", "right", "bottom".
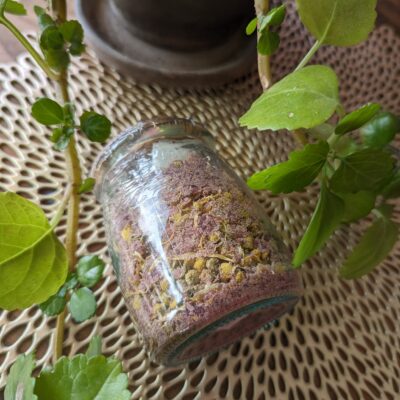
{"left": 4, "top": 0, "right": 27, "bottom": 15}
{"left": 32, "top": 98, "right": 64, "bottom": 125}
{"left": 78, "top": 177, "right": 96, "bottom": 194}
{"left": 245, "top": 17, "right": 257, "bottom": 35}
{"left": 40, "top": 26, "right": 64, "bottom": 50}
{"left": 257, "top": 30, "right": 280, "bottom": 56}
{"left": 77, "top": 255, "right": 105, "bottom": 287}
{"left": 39, "top": 287, "right": 67, "bottom": 316}
{"left": 361, "top": 112, "right": 400, "bottom": 148}
{"left": 0, "top": 192, "right": 68, "bottom": 310}
{"left": 69, "top": 287, "right": 96, "bottom": 322}
{"left": 240, "top": 65, "right": 339, "bottom": 131}
{"left": 296, "top": 0, "right": 377, "bottom": 47}
{"left": 80, "top": 111, "right": 111, "bottom": 143}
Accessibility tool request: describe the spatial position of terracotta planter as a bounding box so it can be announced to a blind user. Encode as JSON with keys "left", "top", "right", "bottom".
{"left": 75, "top": 0, "right": 256, "bottom": 87}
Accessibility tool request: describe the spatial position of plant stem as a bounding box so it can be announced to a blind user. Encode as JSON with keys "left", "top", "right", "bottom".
{"left": 254, "top": 0, "right": 271, "bottom": 91}
{"left": 50, "top": 185, "right": 71, "bottom": 228}
{"left": 0, "top": 16, "right": 60, "bottom": 80}
{"left": 295, "top": 40, "right": 321, "bottom": 71}
{"left": 51, "top": 0, "right": 82, "bottom": 363}
{"left": 293, "top": 129, "right": 308, "bottom": 146}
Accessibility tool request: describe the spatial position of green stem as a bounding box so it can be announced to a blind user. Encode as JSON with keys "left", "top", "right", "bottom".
{"left": 0, "top": 15, "right": 60, "bottom": 81}
{"left": 50, "top": 185, "right": 72, "bottom": 228}
{"left": 255, "top": 0, "right": 271, "bottom": 90}
{"left": 295, "top": 40, "right": 321, "bottom": 71}
{"left": 51, "top": 0, "right": 82, "bottom": 363}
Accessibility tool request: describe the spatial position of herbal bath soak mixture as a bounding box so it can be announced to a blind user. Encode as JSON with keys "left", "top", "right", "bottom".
{"left": 100, "top": 132, "right": 302, "bottom": 363}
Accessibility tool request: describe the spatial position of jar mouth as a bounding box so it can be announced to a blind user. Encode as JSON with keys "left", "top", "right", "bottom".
{"left": 91, "top": 117, "right": 214, "bottom": 199}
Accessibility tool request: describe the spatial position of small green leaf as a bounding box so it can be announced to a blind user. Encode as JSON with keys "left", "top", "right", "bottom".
{"left": 86, "top": 336, "right": 102, "bottom": 358}
{"left": 340, "top": 215, "right": 398, "bottom": 279}
{"left": 0, "top": 193, "right": 68, "bottom": 310}
{"left": 64, "top": 272, "right": 78, "bottom": 290}
{"left": 59, "top": 20, "right": 83, "bottom": 43}
{"left": 330, "top": 149, "right": 394, "bottom": 193}
{"left": 34, "top": 6, "right": 55, "bottom": 31}
{"left": 51, "top": 126, "right": 74, "bottom": 151}
{"left": 39, "top": 285, "right": 67, "bottom": 316}
{"left": 40, "top": 26, "right": 64, "bottom": 51}
{"left": 34, "top": 354, "right": 131, "bottom": 400}
{"left": 32, "top": 98, "right": 64, "bottom": 125}
{"left": 293, "top": 184, "right": 344, "bottom": 267}
{"left": 63, "top": 103, "right": 75, "bottom": 125}
{"left": 245, "top": 17, "right": 257, "bottom": 35}
{"left": 248, "top": 141, "right": 329, "bottom": 193}
{"left": 335, "top": 103, "right": 381, "bottom": 135}
{"left": 4, "top": 0, "right": 26, "bottom": 15}
{"left": 5, "top": 353, "right": 37, "bottom": 400}
{"left": 239, "top": 65, "right": 339, "bottom": 131}
{"left": 296, "top": 0, "right": 377, "bottom": 47}
{"left": 338, "top": 191, "right": 376, "bottom": 223}
{"left": 80, "top": 111, "right": 112, "bottom": 142}
{"left": 361, "top": 112, "right": 400, "bottom": 148}
{"left": 43, "top": 48, "right": 70, "bottom": 71}
{"left": 77, "top": 255, "right": 105, "bottom": 287}
{"left": 69, "top": 287, "right": 97, "bottom": 322}
{"left": 78, "top": 178, "right": 96, "bottom": 194}
{"left": 259, "top": 4, "right": 286, "bottom": 31}
{"left": 257, "top": 30, "right": 280, "bottom": 56}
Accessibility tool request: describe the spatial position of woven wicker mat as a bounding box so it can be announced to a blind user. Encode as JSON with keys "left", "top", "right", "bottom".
{"left": 1, "top": 2, "right": 400, "bottom": 399}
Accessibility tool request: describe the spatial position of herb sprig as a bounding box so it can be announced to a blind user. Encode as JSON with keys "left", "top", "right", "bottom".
{"left": 242, "top": 0, "right": 399, "bottom": 278}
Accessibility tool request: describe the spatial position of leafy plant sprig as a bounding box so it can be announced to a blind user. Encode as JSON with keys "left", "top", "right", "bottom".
{"left": 0, "top": 0, "right": 132, "bottom": 395}
{"left": 243, "top": 0, "right": 400, "bottom": 278}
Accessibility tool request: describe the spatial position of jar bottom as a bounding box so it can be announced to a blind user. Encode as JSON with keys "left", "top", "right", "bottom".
{"left": 167, "top": 294, "right": 299, "bottom": 365}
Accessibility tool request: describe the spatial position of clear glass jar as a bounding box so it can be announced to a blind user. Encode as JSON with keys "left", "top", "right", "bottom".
{"left": 92, "top": 118, "right": 303, "bottom": 365}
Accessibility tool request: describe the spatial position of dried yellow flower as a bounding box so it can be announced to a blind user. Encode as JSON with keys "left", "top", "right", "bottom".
{"left": 185, "top": 270, "right": 200, "bottom": 285}
{"left": 121, "top": 224, "right": 132, "bottom": 241}
{"left": 219, "top": 262, "right": 233, "bottom": 281}
{"left": 235, "top": 271, "right": 245, "bottom": 283}
{"left": 193, "top": 258, "right": 206, "bottom": 272}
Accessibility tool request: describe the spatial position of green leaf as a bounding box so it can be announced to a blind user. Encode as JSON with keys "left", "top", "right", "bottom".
{"left": 59, "top": 20, "right": 83, "bottom": 43}
{"left": 59, "top": 20, "right": 85, "bottom": 56}
{"left": 361, "top": 112, "right": 400, "bottom": 148}
{"left": 296, "top": 0, "right": 377, "bottom": 47}
{"left": 257, "top": 30, "right": 280, "bottom": 56}
{"left": 338, "top": 191, "right": 376, "bottom": 223}
{"left": 69, "top": 287, "right": 97, "bottom": 322}
{"left": 34, "top": 354, "right": 131, "bottom": 400}
{"left": 239, "top": 65, "right": 339, "bottom": 131}
{"left": 381, "top": 171, "right": 400, "bottom": 199}
{"left": 40, "top": 26, "right": 64, "bottom": 51}
{"left": 43, "top": 48, "right": 70, "bottom": 71}
{"left": 34, "top": 6, "right": 55, "bottom": 31}
{"left": 64, "top": 272, "right": 78, "bottom": 290}
{"left": 86, "top": 336, "right": 102, "bottom": 358}
{"left": 293, "top": 184, "right": 344, "bottom": 267}
{"left": 5, "top": 353, "right": 37, "bottom": 400}
{"left": 340, "top": 215, "right": 398, "bottom": 279}
{"left": 330, "top": 148, "right": 394, "bottom": 193}
{"left": 63, "top": 103, "right": 75, "bottom": 125}
{"left": 259, "top": 4, "right": 286, "bottom": 31}
{"left": 32, "top": 98, "right": 64, "bottom": 125}
{"left": 0, "top": 193, "right": 68, "bottom": 310}
{"left": 4, "top": 0, "right": 26, "bottom": 15}
{"left": 51, "top": 126, "right": 74, "bottom": 151}
{"left": 335, "top": 103, "right": 381, "bottom": 135}
{"left": 245, "top": 17, "right": 257, "bottom": 35}
{"left": 78, "top": 178, "right": 96, "bottom": 194}
{"left": 80, "top": 111, "right": 112, "bottom": 143}
{"left": 39, "top": 285, "right": 67, "bottom": 316}
{"left": 331, "top": 136, "right": 358, "bottom": 157}
{"left": 248, "top": 141, "right": 329, "bottom": 192}
{"left": 77, "top": 255, "right": 105, "bottom": 287}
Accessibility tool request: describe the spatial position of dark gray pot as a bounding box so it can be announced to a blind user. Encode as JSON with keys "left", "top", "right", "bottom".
{"left": 75, "top": 0, "right": 256, "bottom": 88}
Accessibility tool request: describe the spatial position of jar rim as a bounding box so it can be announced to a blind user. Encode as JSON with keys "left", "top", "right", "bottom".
{"left": 90, "top": 117, "right": 214, "bottom": 198}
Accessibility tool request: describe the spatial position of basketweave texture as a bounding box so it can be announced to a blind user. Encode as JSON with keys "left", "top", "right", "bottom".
{"left": 0, "top": 2, "right": 400, "bottom": 399}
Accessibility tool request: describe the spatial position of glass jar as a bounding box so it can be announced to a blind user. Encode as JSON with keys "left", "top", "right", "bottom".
{"left": 92, "top": 118, "right": 303, "bottom": 365}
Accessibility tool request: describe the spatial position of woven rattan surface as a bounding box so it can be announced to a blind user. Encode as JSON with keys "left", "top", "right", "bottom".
{"left": 1, "top": 2, "right": 400, "bottom": 399}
